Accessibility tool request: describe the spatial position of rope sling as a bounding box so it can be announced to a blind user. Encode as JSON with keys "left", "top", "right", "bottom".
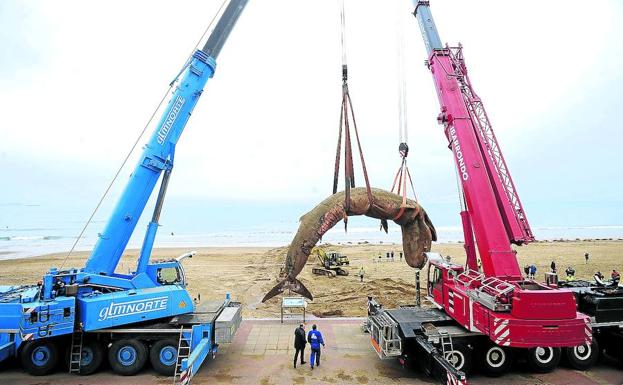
{"left": 332, "top": 0, "right": 374, "bottom": 230}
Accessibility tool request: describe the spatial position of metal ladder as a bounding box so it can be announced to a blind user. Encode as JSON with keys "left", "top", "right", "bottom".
{"left": 438, "top": 329, "right": 454, "bottom": 358}
{"left": 172, "top": 328, "right": 192, "bottom": 385}
{"left": 68, "top": 332, "right": 83, "bottom": 374}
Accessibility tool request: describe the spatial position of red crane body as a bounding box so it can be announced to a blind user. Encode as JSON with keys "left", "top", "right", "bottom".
{"left": 413, "top": 1, "right": 590, "bottom": 348}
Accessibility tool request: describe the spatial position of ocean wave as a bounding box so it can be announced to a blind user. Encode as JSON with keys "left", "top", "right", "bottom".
{"left": 0, "top": 235, "right": 65, "bottom": 241}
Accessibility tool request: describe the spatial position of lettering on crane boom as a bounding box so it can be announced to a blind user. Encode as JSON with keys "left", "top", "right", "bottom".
{"left": 157, "top": 95, "right": 186, "bottom": 145}
{"left": 98, "top": 296, "right": 168, "bottom": 321}
{"left": 449, "top": 126, "right": 469, "bottom": 181}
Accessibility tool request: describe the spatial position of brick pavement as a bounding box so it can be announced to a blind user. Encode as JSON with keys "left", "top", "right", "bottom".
{"left": 0, "top": 318, "right": 621, "bottom": 384}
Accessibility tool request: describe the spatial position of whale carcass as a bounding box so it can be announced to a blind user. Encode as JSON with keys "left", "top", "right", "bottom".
{"left": 262, "top": 187, "right": 436, "bottom": 302}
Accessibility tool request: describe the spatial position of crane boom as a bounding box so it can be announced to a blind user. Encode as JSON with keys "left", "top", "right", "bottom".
{"left": 84, "top": 0, "right": 248, "bottom": 276}
{"left": 413, "top": 0, "right": 534, "bottom": 279}
{"left": 369, "top": 5, "right": 592, "bottom": 380}
{"left": 0, "top": 2, "right": 249, "bottom": 379}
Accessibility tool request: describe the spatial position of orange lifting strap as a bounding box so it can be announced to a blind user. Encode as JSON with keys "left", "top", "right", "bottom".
{"left": 390, "top": 143, "right": 417, "bottom": 221}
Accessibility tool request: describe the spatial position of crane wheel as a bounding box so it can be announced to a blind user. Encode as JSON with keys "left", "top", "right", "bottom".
{"left": 565, "top": 339, "right": 599, "bottom": 371}
{"left": 150, "top": 339, "right": 184, "bottom": 375}
{"left": 526, "top": 346, "right": 561, "bottom": 373}
{"left": 20, "top": 340, "right": 60, "bottom": 376}
{"left": 108, "top": 339, "right": 148, "bottom": 375}
{"left": 64, "top": 339, "right": 104, "bottom": 375}
{"left": 444, "top": 341, "right": 472, "bottom": 374}
{"left": 478, "top": 343, "right": 512, "bottom": 377}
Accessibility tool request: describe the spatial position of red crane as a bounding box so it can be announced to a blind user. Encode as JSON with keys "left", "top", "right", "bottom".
{"left": 413, "top": 0, "right": 589, "bottom": 365}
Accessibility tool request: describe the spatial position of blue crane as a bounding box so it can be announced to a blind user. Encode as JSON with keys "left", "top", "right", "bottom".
{"left": 0, "top": 1, "right": 247, "bottom": 381}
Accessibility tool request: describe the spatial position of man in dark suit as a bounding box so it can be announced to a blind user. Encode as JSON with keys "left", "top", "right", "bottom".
{"left": 293, "top": 323, "right": 307, "bottom": 368}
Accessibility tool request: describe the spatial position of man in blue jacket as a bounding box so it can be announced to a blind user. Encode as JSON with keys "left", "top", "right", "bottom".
{"left": 307, "top": 324, "right": 325, "bottom": 369}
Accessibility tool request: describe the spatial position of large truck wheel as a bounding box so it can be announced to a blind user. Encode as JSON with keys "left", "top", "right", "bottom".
{"left": 73, "top": 340, "right": 104, "bottom": 375}
{"left": 108, "top": 339, "right": 148, "bottom": 375}
{"left": 478, "top": 344, "right": 512, "bottom": 377}
{"left": 444, "top": 342, "right": 472, "bottom": 374}
{"left": 149, "top": 339, "right": 181, "bottom": 375}
{"left": 20, "top": 340, "right": 59, "bottom": 376}
{"left": 527, "top": 346, "right": 561, "bottom": 373}
{"left": 565, "top": 340, "right": 599, "bottom": 370}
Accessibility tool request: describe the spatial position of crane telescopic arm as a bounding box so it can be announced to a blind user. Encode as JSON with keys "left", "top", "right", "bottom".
{"left": 412, "top": 1, "right": 534, "bottom": 280}
{"left": 84, "top": 0, "right": 248, "bottom": 276}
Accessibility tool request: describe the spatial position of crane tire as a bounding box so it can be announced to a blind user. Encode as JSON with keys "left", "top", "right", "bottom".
{"left": 150, "top": 339, "right": 184, "bottom": 375}
{"left": 108, "top": 339, "right": 148, "bottom": 376}
{"left": 444, "top": 341, "right": 472, "bottom": 374}
{"left": 65, "top": 339, "right": 104, "bottom": 375}
{"left": 527, "top": 346, "right": 561, "bottom": 373}
{"left": 565, "top": 340, "right": 599, "bottom": 371}
{"left": 478, "top": 343, "right": 512, "bottom": 377}
{"left": 20, "top": 340, "right": 60, "bottom": 376}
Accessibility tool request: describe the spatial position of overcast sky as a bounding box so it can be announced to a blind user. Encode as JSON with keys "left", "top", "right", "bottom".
{"left": 1, "top": 0, "right": 622, "bottom": 228}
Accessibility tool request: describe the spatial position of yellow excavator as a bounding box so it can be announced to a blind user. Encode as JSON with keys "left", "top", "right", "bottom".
{"left": 311, "top": 247, "right": 350, "bottom": 278}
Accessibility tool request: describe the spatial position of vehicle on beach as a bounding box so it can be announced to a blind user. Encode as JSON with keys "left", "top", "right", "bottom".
{"left": 0, "top": 1, "right": 247, "bottom": 383}
{"left": 368, "top": 2, "right": 623, "bottom": 385}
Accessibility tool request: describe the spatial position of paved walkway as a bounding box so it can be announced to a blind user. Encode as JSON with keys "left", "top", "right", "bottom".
{"left": 1, "top": 318, "right": 622, "bottom": 384}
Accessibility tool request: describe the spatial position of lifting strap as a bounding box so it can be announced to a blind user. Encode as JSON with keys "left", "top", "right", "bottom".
{"left": 390, "top": 7, "right": 417, "bottom": 222}
{"left": 390, "top": 144, "right": 418, "bottom": 221}
{"left": 332, "top": 0, "right": 373, "bottom": 222}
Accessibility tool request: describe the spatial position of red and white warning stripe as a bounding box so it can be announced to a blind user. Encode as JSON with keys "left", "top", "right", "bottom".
{"left": 584, "top": 318, "right": 593, "bottom": 344}
{"left": 491, "top": 318, "right": 510, "bottom": 347}
{"left": 24, "top": 307, "right": 37, "bottom": 314}
{"left": 446, "top": 371, "right": 467, "bottom": 385}
{"left": 179, "top": 368, "right": 191, "bottom": 385}
{"left": 20, "top": 333, "right": 34, "bottom": 341}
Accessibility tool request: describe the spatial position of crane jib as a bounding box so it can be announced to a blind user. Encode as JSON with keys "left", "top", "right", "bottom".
{"left": 84, "top": 0, "right": 248, "bottom": 276}
{"left": 84, "top": 52, "right": 216, "bottom": 276}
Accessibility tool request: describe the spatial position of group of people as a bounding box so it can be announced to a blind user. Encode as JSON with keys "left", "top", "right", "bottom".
{"left": 594, "top": 269, "right": 620, "bottom": 287}
{"left": 523, "top": 252, "right": 620, "bottom": 287}
{"left": 523, "top": 264, "right": 537, "bottom": 279}
{"left": 360, "top": 250, "right": 405, "bottom": 283}
{"left": 375, "top": 251, "right": 402, "bottom": 263}
{"left": 522, "top": 252, "right": 593, "bottom": 281}
{"left": 293, "top": 323, "right": 325, "bottom": 370}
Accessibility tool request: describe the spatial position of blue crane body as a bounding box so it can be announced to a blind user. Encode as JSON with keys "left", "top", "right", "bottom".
{"left": 0, "top": 0, "right": 247, "bottom": 381}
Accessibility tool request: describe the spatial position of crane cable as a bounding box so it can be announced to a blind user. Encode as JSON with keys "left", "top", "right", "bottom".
{"left": 390, "top": 4, "right": 418, "bottom": 221}
{"left": 60, "top": 0, "right": 229, "bottom": 269}
{"left": 332, "top": 0, "right": 373, "bottom": 227}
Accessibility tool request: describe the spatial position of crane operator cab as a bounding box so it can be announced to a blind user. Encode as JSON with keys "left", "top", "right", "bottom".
{"left": 426, "top": 252, "right": 464, "bottom": 309}
{"left": 150, "top": 251, "right": 194, "bottom": 287}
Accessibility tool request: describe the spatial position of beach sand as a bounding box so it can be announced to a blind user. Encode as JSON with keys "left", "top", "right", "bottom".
{"left": 0, "top": 240, "right": 621, "bottom": 318}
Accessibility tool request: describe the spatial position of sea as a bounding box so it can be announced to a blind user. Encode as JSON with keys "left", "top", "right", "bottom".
{"left": 1, "top": 201, "right": 622, "bottom": 261}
